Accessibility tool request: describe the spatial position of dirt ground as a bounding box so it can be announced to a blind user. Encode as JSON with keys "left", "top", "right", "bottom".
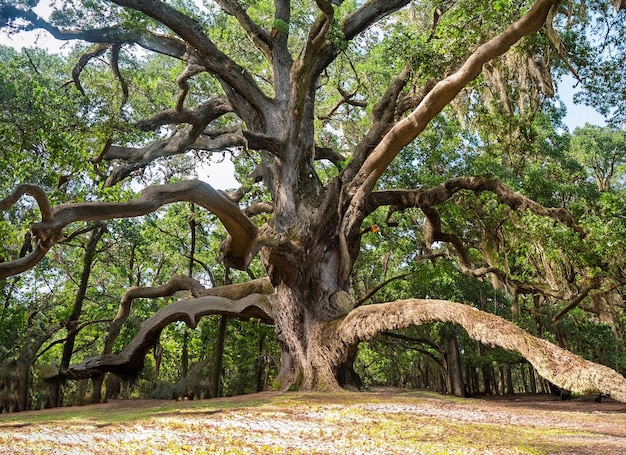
{"left": 1, "top": 389, "right": 625, "bottom": 454}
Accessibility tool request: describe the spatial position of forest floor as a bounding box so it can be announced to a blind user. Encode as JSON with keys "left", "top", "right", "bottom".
{"left": 1, "top": 388, "right": 625, "bottom": 454}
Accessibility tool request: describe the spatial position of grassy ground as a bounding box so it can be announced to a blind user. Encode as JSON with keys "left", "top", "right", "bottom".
{"left": 1, "top": 389, "right": 625, "bottom": 454}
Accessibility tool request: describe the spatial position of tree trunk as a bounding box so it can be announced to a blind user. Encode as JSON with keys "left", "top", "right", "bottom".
{"left": 90, "top": 374, "right": 104, "bottom": 403}
{"left": 51, "top": 226, "right": 104, "bottom": 407}
{"left": 445, "top": 328, "right": 465, "bottom": 397}
{"left": 210, "top": 316, "right": 227, "bottom": 398}
{"left": 443, "top": 325, "right": 465, "bottom": 397}
{"left": 529, "top": 364, "right": 537, "bottom": 394}
{"left": 181, "top": 329, "right": 189, "bottom": 379}
{"left": 520, "top": 363, "right": 529, "bottom": 393}
{"left": 504, "top": 364, "right": 514, "bottom": 395}
{"left": 254, "top": 331, "right": 266, "bottom": 393}
{"left": 15, "top": 359, "right": 30, "bottom": 412}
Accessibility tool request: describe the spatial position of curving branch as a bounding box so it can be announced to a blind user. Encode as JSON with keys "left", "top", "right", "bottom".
{"left": 102, "top": 98, "right": 234, "bottom": 185}
{"left": 1, "top": 180, "right": 257, "bottom": 278}
{"left": 72, "top": 43, "right": 111, "bottom": 96}
{"left": 313, "top": 0, "right": 412, "bottom": 78}
{"left": 116, "top": 275, "right": 273, "bottom": 323}
{"left": 0, "top": 184, "right": 56, "bottom": 278}
{"left": 215, "top": 0, "right": 272, "bottom": 60}
{"left": 109, "top": 0, "right": 272, "bottom": 118}
{"left": 341, "top": 0, "right": 412, "bottom": 42}
{"left": 134, "top": 98, "right": 233, "bottom": 133}
{"left": 110, "top": 43, "right": 130, "bottom": 107}
{"left": 174, "top": 62, "right": 205, "bottom": 112}
{"left": 0, "top": 242, "right": 50, "bottom": 279}
{"left": 338, "top": 0, "right": 558, "bottom": 282}
{"left": 2, "top": 5, "right": 188, "bottom": 59}
{"left": 314, "top": 145, "right": 345, "bottom": 168}
{"left": 355, "top": 273, "right": 411, "bottom": 307}
{"left": 339, "top": 299, "right": 626, "bottom": 402}
{"left": 0, "top": 184, "right": 53, "bottom": 221}
{"left": 102, "top": 275, "right": 273, "bottom": 361}
{"left": 63, "top": 292, "right": 274, "bottom": 379}
{"left": 365, "top": 176, "right": 585, "bottom": 235}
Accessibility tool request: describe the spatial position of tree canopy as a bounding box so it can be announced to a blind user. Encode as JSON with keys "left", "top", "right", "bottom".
{"left": 1, "top": 0, "right": 626, "bottom": 411}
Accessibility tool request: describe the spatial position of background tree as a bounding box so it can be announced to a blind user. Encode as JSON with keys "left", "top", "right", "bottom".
{"left": 570, "top": 124, "right": 626, "bottom": 191}
{"left": 2, "top": 0, "right": 626, "bottom": 409}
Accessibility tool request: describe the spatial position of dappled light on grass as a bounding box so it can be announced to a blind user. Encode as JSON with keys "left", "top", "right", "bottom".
{"left": 1, "top": 390, "right": 626, "bottom": 454}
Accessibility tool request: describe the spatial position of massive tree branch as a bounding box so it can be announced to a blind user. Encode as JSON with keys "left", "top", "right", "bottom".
{"left": 109, "top": 0, "right": 272, "bottom": 118}
{"left": 63, "top": 292, "right": 274, "bottom": 379}
{"left": 116, "top": 275, "right": 273, "bottom": 324}
{"left": 339, "top": 299, "right": 626, "bottom": 402}
{"left": 101, "top": 98, "right": 234, "bottom": 185}
{"left": 1, "top": 180, "right": 258, "bottom": 277}
{"left": 102, "top": 275, "right": 273, "bottom": 360}
{"left": 338, "top": 0, "right": 558, "bottom": 282}
{"left": 366, "top": 176, "right": 585, "bottom": 235}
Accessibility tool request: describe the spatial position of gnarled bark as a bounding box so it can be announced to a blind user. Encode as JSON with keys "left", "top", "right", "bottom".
{"left": 339, "top": 299, "right": 626, "bottom": 402}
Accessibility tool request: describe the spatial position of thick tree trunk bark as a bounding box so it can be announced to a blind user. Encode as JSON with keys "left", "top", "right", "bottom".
{"left": 270, "top": 281, "right": 351, "bottom": 391}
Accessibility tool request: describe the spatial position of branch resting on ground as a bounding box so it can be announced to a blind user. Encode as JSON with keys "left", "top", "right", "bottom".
{"left": 339, "top": 299, "right": 626, "bottom": 402}
{"left": 63, "top": 292, "right": 274, "bottom": 379}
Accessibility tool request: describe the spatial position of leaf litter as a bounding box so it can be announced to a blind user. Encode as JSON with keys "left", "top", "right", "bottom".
{"left": 1, "top": 389, "right": 625, "bottom": 454}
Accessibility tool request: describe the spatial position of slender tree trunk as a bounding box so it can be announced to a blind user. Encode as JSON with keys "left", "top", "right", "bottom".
{"left": 51, "top": 226, "right": 104, "bottom": 407}
{"left": 520, "top": 363, "right": 529, "bottom": 393}
{"left": 15, "top": 359, "right": 30, "bottom": 412}
{"left": 181, "top": 329, "right": 189, "bottom": 379}
{"left": 504, "top": 364, "right": 514, "bottom": 395}
{"left": 210, "top": 316, "right": 227, "bottom": 398}
{"left": 254, "top": 331, "right": 266, "bottom": 393}
{"left": 529, "top": 364, "right": 537, "bottom": 394}
{"left": 446, "top": 331, "right": 465, "bottom": 397}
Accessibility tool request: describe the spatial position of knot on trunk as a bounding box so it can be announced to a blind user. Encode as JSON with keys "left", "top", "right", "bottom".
{"left": 317, "top": 290, "right": 355, "bottom": 321}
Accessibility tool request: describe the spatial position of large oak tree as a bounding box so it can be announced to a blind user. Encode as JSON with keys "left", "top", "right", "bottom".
{"left": 2, "top": 0, "right": 626, "bottom": 401}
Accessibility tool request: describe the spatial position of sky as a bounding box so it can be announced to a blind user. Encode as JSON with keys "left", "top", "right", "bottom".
{"left": 0, "top": 6, "right": 608, "bottom": 190}
{"left": 559, "top": 75, "right": 606, "bottom": 131}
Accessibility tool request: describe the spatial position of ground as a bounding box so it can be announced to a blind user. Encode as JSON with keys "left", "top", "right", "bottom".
{"left": 1, "top": 389, "right": 625, "bottom": 454}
